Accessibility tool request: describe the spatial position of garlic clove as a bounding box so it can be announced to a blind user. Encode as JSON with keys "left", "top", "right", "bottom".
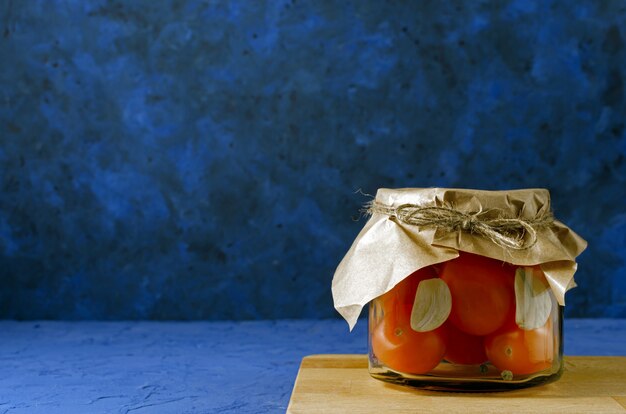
{"left": 514, "top": 267, "right": 553, "bottom": 330}
{"left": 410, "top": 278, "right": 452, "bottom": 332}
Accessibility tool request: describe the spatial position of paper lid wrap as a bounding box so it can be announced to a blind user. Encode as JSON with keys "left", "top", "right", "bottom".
{"left": 331, "top": 188, "right": 588, "bottom": 330}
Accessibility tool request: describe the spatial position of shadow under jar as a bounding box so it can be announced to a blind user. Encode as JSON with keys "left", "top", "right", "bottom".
{"left": 368, "top": 253, "right": 563, "bottom": 392}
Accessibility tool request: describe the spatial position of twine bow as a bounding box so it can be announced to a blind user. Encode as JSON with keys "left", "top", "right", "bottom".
{"left": 366, "top": 201, "right": 554, "bottom": 250}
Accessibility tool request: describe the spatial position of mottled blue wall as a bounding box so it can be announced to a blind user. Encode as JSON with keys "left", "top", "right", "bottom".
{"left": 0, "top": 1, "right": 625, "bottom": 320}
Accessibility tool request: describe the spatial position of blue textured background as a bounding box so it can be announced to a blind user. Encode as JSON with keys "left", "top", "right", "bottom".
{"left": 0, "top": 1, "right": 624, "bottom": 320}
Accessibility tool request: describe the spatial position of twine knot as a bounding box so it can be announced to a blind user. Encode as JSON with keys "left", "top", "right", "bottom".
{"left": 461, "top": 216, "right": 475, "bottom": 231}
{"left": 367, "top": 201, "right": 554, "bottom": 250}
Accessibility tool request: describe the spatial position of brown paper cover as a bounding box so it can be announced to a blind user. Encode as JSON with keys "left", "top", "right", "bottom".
{"left": 331, "top": 188, "right": 587, "bottom": 330}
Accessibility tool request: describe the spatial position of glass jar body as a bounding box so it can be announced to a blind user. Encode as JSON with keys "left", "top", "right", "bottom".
{"left": 367, "top": 254, "right": 564, "bottom": 392}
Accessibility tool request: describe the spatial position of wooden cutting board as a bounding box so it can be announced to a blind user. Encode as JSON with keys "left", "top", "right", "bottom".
{"left": 287, "top": 354, "right": 626, "bottom": 413}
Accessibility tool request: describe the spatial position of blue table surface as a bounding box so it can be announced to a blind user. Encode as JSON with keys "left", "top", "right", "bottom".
{"left": 0, "top": 319, "right": 625, "bottom": 414}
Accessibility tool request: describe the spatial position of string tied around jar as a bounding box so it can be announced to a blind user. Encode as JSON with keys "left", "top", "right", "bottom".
{"left": 366, "top": 200, "right": 554, "bottom": 250}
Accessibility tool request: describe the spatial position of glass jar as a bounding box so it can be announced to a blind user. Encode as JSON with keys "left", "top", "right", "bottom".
{"left": 368, "top": 252, "right": 563, "bottom": 392}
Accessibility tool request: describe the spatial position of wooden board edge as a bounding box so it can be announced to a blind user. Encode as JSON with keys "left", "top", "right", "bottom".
{"left": 300, "top": 354, "right": 369, "bottom": 368}
{"left": 612, "top": 396, "right": 626, "bottom": 410}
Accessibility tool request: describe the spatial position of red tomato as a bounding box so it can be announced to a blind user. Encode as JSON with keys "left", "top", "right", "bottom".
{"left": 442, "top": 322, "right": 487, "bottom": 365}
{"left": 379, "top": 266, "right": 438, "bottom": 317}
{"left": 440, "top": 252, "right": 515, "bottom": 336}
{"left": 371, "top": 305, "right": 446, "bottom": 374}
{"left": 484, "top": 318, "right": 554, "bottom": 376}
